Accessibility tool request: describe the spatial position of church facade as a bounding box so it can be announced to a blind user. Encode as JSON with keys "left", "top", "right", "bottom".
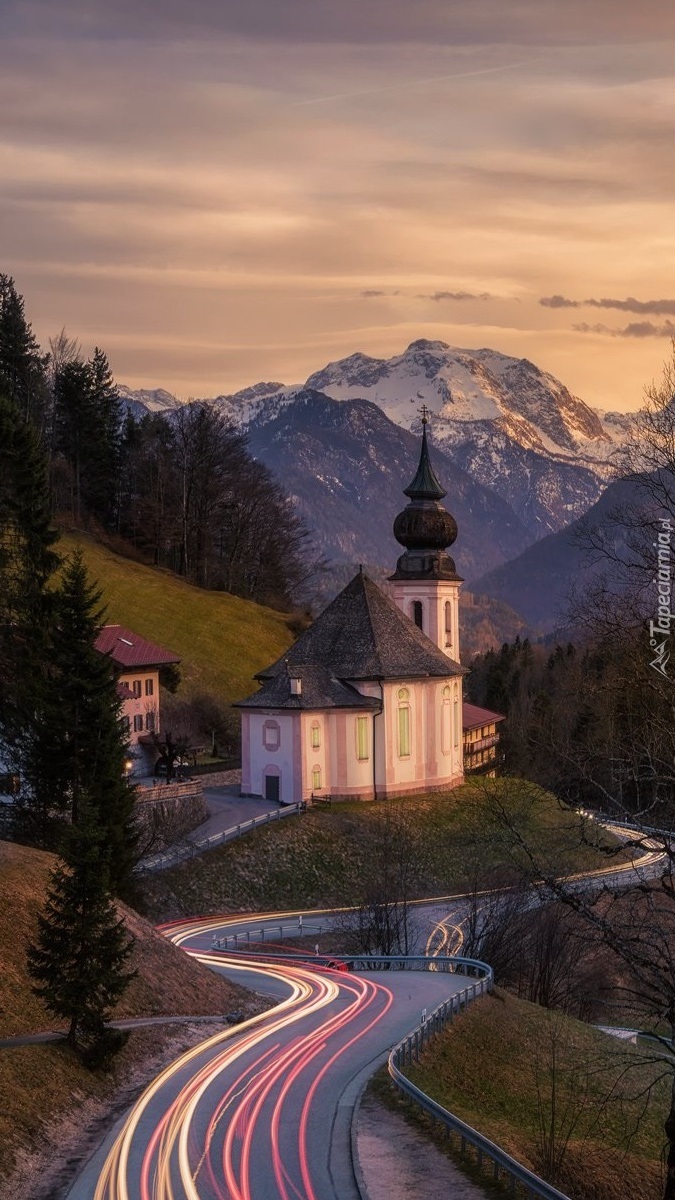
{"left": 238, "top": 417, "right": 465, "bottom": 803}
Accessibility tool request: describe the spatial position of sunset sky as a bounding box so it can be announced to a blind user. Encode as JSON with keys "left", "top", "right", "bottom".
{"left": 2, "top": 0, "right": 675, "bottom": 410}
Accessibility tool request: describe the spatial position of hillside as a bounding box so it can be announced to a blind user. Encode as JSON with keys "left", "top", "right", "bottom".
{"left": 138, "top": 778, "right": 624, "bottom": 921}
{"left": 401, "top": 989, "right": 666, "bottom": 1200}
{"left": 471, "top": 474, "right": 649, "bottom": 632}
{"left": 0, "top": 840, "right": 259, "bottom": 1196}
{"left": 58, "top": 532, "right": 294, "bottom": 704}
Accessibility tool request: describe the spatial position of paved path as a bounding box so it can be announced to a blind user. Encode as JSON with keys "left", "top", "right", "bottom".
{"left": 357, "top": 1092, "right": 489, "bottom": 1200}
{"left": 187, "top": 784, "right": 281, "bottom": 842}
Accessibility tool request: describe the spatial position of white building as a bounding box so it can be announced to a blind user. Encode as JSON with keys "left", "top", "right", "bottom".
{"left": 238, "top": 417, "right": 465, "bottom": 803}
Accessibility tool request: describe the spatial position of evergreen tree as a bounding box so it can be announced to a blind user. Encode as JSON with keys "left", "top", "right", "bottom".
{"left": 52, "top": 349, "right": 123, "bottom": 529}
{"left": 0, "top": 275, "right": 49, "bottom": 432}
{"left": 24, "top": 549, "right": 139, "bottom": 897}
{"left": 87, "top": 347, "right": 122, "bottom": 528}
{"left": 0, "top": 391, "right": 60, "bottom": 818}
{"left": 27, "top": 798, "right": 136, "bottom": 1061}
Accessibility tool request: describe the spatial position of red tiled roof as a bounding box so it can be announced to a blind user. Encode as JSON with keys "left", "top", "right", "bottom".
{"left": 95, "top": 625, "right": 180, "bottom": 669}
{"left": 462, "top": 702, "right": 505, "bottom": 731}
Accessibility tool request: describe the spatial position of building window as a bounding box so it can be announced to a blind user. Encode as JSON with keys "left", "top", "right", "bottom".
{"left": 411, "top": 600, "right": 423, "bottom": 630}
{"left": 310, "top": 722, "right": 321, "bottom": 750}
{"left": 441, "top": 685, "right": 452, "bottom": 755}
{"left": 397, "top": 687, "right": 411, "bottom": 757}
{"left": 312, "top": 766, "right": 322, "bottom": 790}
{"left": 145, "top": 678, "right": 154, "bottom": 696}
{"left": 120, "top": 715, "right": 130, "bottom": 735}
{"left": 356, "top": 716, "right": 369, "bottom": 760}
{"left": 132, "top": 679, "right": 142, "bottom": 698}
{"left": 445, "top": 601, "right": 453, "bottom": 649}
{"left": 145, "top": 711, "right": 155, "bottom": 731}
{"left": 133, "top": 714, "right": 143, "bottom": 732}
{"left": 453, "top": 691, "right": 460, "bottom": 748}
{"left": 263, "top": 720, "right": 281, "bottom": 751}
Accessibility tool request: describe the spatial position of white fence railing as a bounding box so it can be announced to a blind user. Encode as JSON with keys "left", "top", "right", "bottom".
{"left": 136, "top": 801, "right": 305, "bottom": 873}
{"left": 387, "top": 958, "right": 572, "bottom": 1200}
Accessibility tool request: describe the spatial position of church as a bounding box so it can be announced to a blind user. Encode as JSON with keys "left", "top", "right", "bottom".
{"left": 238, "top": 415, "right": 465, "bottom": 803}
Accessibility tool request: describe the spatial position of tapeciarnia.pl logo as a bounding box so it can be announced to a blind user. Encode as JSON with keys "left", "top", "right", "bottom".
{"left": 649, "top": 517, "right": 673, "bottom": 678}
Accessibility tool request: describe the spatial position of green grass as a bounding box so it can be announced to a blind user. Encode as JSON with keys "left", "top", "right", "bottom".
{"left": 392, "top": 989, "right": 667, "bottom": 1200}
{"left": 58, "top": 532, "right": 293, "bottom": 704}
{"left": 138, "top": 778, "right": 626, "bottom": 921}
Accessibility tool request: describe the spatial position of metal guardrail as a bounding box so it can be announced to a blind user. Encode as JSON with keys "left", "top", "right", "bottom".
{"left": 388, "top": 960, "right": 572, "bottom": 1200}
{"left": 135, "top": 801, "right": 305, "bottom": 873}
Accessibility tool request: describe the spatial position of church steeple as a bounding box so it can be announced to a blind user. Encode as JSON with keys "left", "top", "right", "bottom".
{"left": 403, "top": 409, "right": 447, "bottom": 502}
{"left": 391, "top": 409, "right": 461, "bottom": 582}
{"left": 389, "top": 409, "right": 463, "bottom": 661}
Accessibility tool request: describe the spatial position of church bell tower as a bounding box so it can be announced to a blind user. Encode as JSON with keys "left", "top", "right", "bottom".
{"left": 389, "top": 409, "right": 462, "bottom": 662}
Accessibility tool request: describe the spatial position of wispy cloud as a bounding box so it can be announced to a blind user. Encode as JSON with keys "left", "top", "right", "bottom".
{"left": 416, "top": 290, "right": 494, "bottom": 302}
{"left": 574, "top": 320, "right": 675, "bottom": 338}
{"left": 361, "top": 289, "right": 401, "bottom": 298}
{"left": 542, "top": 295, "right": 675, "bottom": 315}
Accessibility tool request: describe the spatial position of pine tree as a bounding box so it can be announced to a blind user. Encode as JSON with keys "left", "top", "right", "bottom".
{"left": 0, "top": 391, "right": 60, "bottom": 823}
{"left": 0, "top": 275, "right": 49, "bottom": 432}
{"left": 27, "top": 798, "right": 136, "bottom": 1061}
{"left": 25, "top": 549, "right": 139, "bottom": 897}
{"left": 87, "top": 347, "right": 123, "bottom": 529}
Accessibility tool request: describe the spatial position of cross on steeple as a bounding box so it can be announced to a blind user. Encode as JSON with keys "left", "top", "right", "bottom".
{"left": 419, "top": 404, "right": 430, "bottom": 425}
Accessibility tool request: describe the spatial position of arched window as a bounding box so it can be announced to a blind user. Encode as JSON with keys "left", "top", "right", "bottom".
{"left": 311, "top": 765, "right": 322, "bottom": 790}
{"left": 453, "top": 688, "right": 460, "bottom": 748}
{"left": 310, "top": 722, "right": 321, "bottom": 750}
{"left": 445, "top": 601, "right": 453, "bottom": 648}
{"left": 397, "top": 687, "right": 411, "bottom": 757}
{"left": 356, "top": 716, "right": 369, "bottom": 760}
{"left": 411, "top": 600, "right": 423, "bottom": 630}
{"left": 441, "top": 685, "right": 452, "bottom": 755}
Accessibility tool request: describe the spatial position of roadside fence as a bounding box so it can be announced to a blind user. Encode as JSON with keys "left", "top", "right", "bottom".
{"left": 388, "top": 958, "right": 572, "bottom": 1200}
{"left": 135, "top": 801, "right": 305, "bottom": 873}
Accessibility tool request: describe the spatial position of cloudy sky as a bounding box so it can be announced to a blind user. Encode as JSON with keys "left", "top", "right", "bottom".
{"left": 2, "top": 1, "right": 675, "bottom": 410}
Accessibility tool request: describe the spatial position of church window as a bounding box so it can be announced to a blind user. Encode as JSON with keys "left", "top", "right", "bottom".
{"left": 411, "top": 600, "right": 423, "bottom": 630}
{"left": 397, "top": 687, "right": 411, "bottom": 757}
{"left": 263, "top": 720, "right": 281, "bottom": 751}
{"left": 312, "top": 766, "right": 322, "bottom": 790}
{"left": 441, "top": 685, "right": 452, "bottom": 755}
{"left": 453, "top": 690, "right": 460, "bottom": 748}
{"left": 445, "top": 601, "right": 453, "bottom": 648}
{"left": 310, "top": 722, "right": 321, "bottom": 750}
{"left": 356, "top": 716, "right": 369, "bottom": 760}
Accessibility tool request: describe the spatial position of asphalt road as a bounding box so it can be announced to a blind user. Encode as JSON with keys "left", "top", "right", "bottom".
{"left": 65, "top": 928, "right": 469, "bottom": 1200}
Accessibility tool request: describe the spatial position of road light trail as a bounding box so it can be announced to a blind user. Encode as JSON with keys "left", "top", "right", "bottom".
{"left": 91, "top": 942, "right": 395, "bottom": 1200}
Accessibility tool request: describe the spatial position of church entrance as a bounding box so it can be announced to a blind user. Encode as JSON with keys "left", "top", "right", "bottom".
{"left": 265, "top": 774, "right": 280, "bottom": 803}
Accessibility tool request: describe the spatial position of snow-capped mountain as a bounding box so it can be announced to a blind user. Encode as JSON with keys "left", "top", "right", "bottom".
{"left": 120, "top": 339, "right": 634, "bottom": 541}
{"left": 117, "top": 384, "right": 183, "bottom": 420}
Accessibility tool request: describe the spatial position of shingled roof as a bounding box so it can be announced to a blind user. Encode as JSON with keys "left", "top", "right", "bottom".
{"left": 95, "top": 625, "right": 180, "bottom": 669}
{"left": 236, "top": 662, "right": 381, "bottom": 711}
{"left": 248, "top": 573, "right": 463, "bottom": 701}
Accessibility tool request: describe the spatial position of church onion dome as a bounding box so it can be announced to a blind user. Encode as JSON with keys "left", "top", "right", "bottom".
{"left": 390, "top": 412, "right": 462, "bottom": 582}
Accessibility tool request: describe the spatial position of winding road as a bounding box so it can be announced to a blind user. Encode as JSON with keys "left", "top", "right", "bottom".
{"left": 65, "top": 825, "right": 668, "bottom": 1200}
{"left": 66, "top": 914, "right": 471, "bottom": 1200}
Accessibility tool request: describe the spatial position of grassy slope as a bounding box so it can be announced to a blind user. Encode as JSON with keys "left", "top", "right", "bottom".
{"left": 139, "top": 778, "right": 625, "bottom": 921}
{"left": 400, "top": 989, "right": 666, "bottom": 1200}
{"left": 0, "top": 840, "right": 259, "bottom": 1186}
{"left": 59, "top": 532, "right": 293, "bottom": 704}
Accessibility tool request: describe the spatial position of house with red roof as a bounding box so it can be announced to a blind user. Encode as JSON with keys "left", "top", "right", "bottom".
{"left": 94, "top": 625, "right": 180, "bottom": 752}
{"left": 462, "top": 702, "right": 505, "bottom": 777}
